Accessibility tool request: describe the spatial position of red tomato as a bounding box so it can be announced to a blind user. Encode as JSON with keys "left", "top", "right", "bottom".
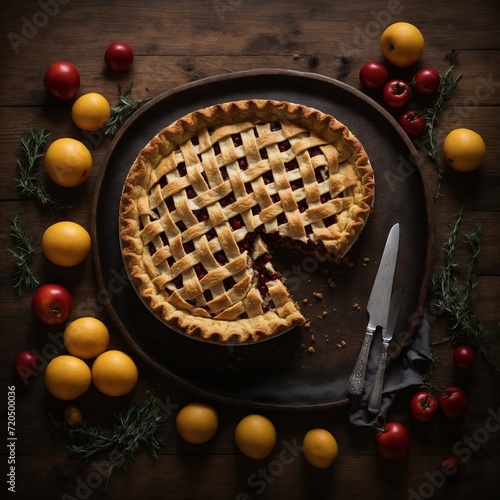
{"left": 398, "top": 110, "right": 426, "bottom": 138}
{"left": 43, "top": 61, "right": 80, "bottom": 101}
{"left": 453, "top": 345, "right": 476, "bottom": 370}
{"left": 359, "top": 61, "right": 389, "bottom": 90}
{"left": 409, "top": 391, "right": 439, "bottom": 422}
{"left": 382, "top": 79, "right": 411, "bottom": 109}
{"left": 441, "top": 456, "right": 461, "bottom": 475}
{"left": 413, "top": 67, "right": 441, "bottom": 96}
{"left": 31, "top": 284, "right": 72, "bottom": 326}
{"left": 13, "top": 350, "right": 39, "bottom": 382}
{"left": 104, "top": 42, "right": 134, "bottom": 72}
{"left": 375, "top": 422, "right": 411, "bottom": 461}
{"left": 438, "top": 387, "right": 469, "bottom": 418}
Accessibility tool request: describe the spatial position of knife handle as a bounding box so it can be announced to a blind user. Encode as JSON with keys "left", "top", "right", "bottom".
{"left": 367, "top": 340, "right": 389, "bottom": 413}
{"left": 347, "top": 327, "right": 375, "bottom": 395}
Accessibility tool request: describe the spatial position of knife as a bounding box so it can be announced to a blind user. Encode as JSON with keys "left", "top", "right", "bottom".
{"left": 347, "top": 223, "right": 400, "bottom": 395}
{"left": 367, "top": 291, "right": 402, "bottom": 413}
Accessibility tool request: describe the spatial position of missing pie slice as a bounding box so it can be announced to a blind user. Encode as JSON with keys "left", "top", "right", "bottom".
{"left": 119, "top": 99, "right": 374, "bottom": 343}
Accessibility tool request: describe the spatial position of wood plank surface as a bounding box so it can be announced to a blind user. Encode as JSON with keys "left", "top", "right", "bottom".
{"left": 1, "top": 1, "right": 499, "bottom": 499}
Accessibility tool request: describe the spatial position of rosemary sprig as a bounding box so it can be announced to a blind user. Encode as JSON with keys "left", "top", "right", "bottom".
{"left": 7, "top": 211, "right": 40, "bottom": 296}
{"left": 422, "top": 349, "right": 439, "bottom": 382}
{"left": 429, "top": 208, "right": 499, "bottom": 375}
{"left": 15, "top": 128, "right": 70, "bottom": 211}
{"left": 48, "top": 396, "right": 167, "bottom": 486}
{"left": 418, "top": 66, "right": 462, "bottom": 196}
{"left": 103, "top": 83, "right": 152, "bottom": 137}
{"left": 421, "top": 349, "right": 441, "bottom": 392}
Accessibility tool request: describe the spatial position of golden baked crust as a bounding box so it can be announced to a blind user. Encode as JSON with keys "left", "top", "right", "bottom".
{"left": 119, "top": 99, "right": 374, "bottom": 343}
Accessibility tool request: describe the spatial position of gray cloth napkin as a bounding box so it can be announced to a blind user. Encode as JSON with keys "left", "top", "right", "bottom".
{"left": 348, "top": 315, "right": 431, "bottom": 427}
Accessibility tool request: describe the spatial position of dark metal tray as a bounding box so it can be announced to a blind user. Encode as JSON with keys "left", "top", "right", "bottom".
{"left": 91, "top": 69, "right": 433, "bottom": 410}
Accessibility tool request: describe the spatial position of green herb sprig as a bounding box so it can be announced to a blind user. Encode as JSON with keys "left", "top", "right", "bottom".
{"left": 419, "top": 66, "right": 462, "bottom": 196}
{"left": 7, "top": 212, "right": 40, "bottom": 296}
{"left": 48, "top": 396, "right": 167, "bottom": 487}
{"left": 104, "top": 83, "right": 152, "bottom": 137}
{"left": 429, "top": 208, "right": 499, "bottom": 375}
{"left": 15, "top": 128, "right": 70, "bottom": 211}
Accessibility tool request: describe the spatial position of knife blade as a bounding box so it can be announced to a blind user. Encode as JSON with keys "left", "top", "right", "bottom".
{"left": 367, "top": 291, "right": 402, "bottom": 413}
{"left": 347, "top": 223, "right": 400, "bottom": 395}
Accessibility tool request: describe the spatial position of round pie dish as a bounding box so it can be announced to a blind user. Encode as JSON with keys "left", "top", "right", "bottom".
{"left": 119, "top": 99, "right": 374, "bottom": 344}
{"left": 92, "top": 69, "right": 433, "bottom": 409}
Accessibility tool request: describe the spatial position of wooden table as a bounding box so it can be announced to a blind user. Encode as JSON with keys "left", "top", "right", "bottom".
{"left": 1, "top": 1, "right": 499, "bottom": 498}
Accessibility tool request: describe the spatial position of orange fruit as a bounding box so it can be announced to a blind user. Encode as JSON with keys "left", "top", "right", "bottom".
{"left": 71, "top": 92, "right": 111, "bottom": 131}
{"left": 176, "top": 402, "right": 219, "bottom": 444}
{"left": 45, "top": 138, "right": 92, "bottom": 187}
{"left": 91, "top": 350, "right": 138, "bottom": 396}
{"left": 380, "top": 22, "right": 424, "bottom": 67}
{"left": 42, "top": 221, "right": 91, "bottom": 267}
{"left": 64, "top": 317, "right": 110, "bottom": 359}
{"left": 64, "top": 404, "right": 84, "bottom": 427}
{"left": 45, "top": 355, "right": 92, "bottom": 400}
{"left": 302, "top": 428, "right": 339, "bottom": 468}
{"left": 442, "top": 128, "right": 486, "bottom": 172}
{"left": 234, "top": 414, "right": 277, "bottom": 459}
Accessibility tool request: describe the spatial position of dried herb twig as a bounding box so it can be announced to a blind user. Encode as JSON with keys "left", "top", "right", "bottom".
{"left": 419, "top": 66, "right": 462, "bottom": 197}
{"left": 15, "top": 128, "right": 70, "bottom": 211}
{"left": 7, "top": 211, "right": 40, "bottom": 296}
{"left": 103, "top": 83, "right": 152, "bottom": 137}
{"left": 421, "top": 349, "right": 441, "bottom": 392}
{"left": 429, "top": 208, "right": 499, "bottom": 375}
{"left": 48, "top": 396, "right": 167, "bottom": 487}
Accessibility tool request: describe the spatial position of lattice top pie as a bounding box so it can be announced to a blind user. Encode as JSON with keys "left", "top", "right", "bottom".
{"left": 119, "top": 99, "right": 374, "bottom": 343}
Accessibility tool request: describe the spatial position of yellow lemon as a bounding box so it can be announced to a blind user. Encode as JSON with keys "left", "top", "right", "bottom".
{"left": 442, "top": 128, "right": 486, "bottom": 172}
{"left": 45, "top": 138, "right": 92, "bottom": 187}
{"left": 176, "top": 402, "right": 219, "bottom": 444}
{"left": 45, "top": 355, "right": 91, "bottom": 400}
{"left": 302, "top": 428, "right": 339, "bottom": 468}
{"left": 42, "top": 221, "right": 91, "bottom": 267}
{"left": 91, "top": 350, "right": 138, "bottom": 396}
{"left": 71, "top": 92, "right": 111, "bottom": 131}
{"left": 234, "top": 414, "right": 277, "bottom": 459}
{"left": 64, "top": 317, "right": 110, "bottom": 359}
{"left": 64, "top": 404, "right": 84, "bottom": 427}
{"left": 380, "top": 22, "right": 424, "bottom": 67}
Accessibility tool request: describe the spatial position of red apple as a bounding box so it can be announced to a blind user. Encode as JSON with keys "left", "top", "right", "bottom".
{"left": 13, "top": 350, "right": 39, "bottom": 382}
{"left": 31, "top": 284, "right": 72, "bottom": 326}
